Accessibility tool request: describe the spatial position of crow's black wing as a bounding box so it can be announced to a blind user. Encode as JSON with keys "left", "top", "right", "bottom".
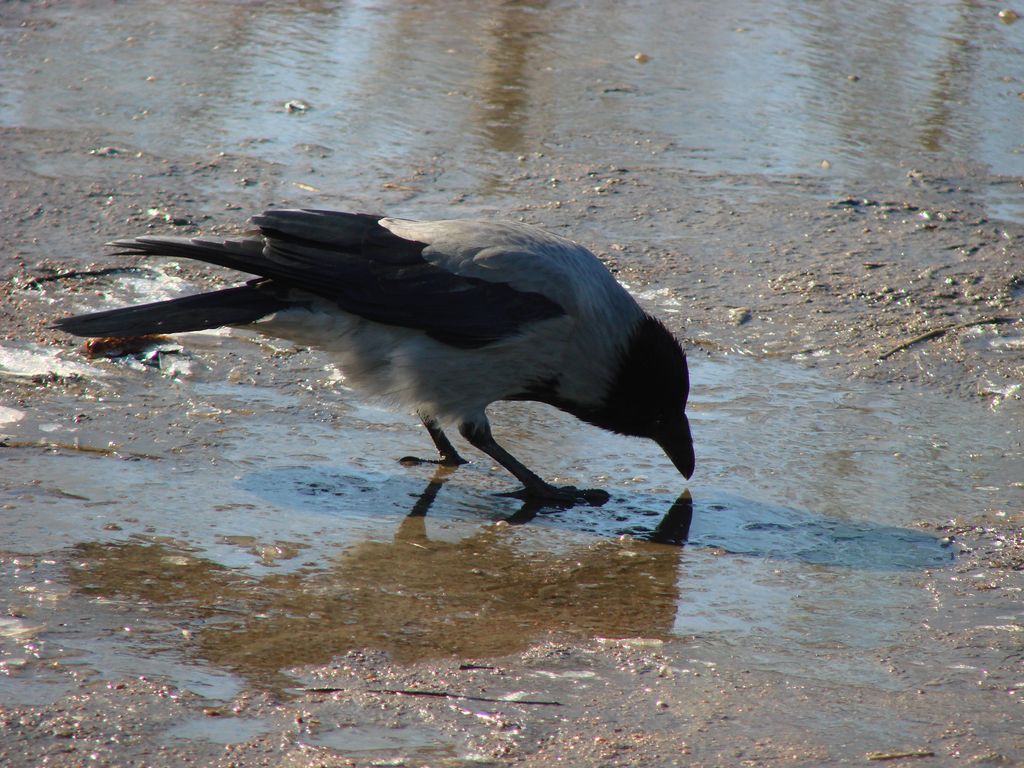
{"left": 90, "top": 209, "right": 566, "bottom": 348}
{"left": 251, "top": 209, "right": 567, "bottom": 348}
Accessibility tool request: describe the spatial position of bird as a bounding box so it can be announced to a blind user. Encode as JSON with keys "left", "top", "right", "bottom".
{"left": 53, "top": 209, "right": 694, "bottom": 505}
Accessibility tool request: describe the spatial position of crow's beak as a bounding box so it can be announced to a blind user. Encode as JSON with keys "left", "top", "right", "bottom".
{"left": 656, "top": 415, "right": 695, "bottom": 479}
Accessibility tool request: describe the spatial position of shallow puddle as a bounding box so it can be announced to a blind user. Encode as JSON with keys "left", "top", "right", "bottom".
{"left": 2, "top": 0, "right": 1022, "bottom": 219}
{"left": 162, "top": 716, "right": 273, "bottom": 745}
{"left": 303, "top": 723, "right": 456, "bottom": 758}
{"left": 1, "top": 317, "right": 1021, "bottom": 699}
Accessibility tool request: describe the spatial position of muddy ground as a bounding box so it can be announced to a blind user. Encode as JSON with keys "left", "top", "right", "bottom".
{"left": 2, "top": 1, "right": 1023, "bottom": 766}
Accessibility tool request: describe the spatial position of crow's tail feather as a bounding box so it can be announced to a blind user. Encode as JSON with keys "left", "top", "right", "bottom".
{"left": 107, "top": 235, "right": 271, "bottom": 275}
{"left": 52, "top": 285, "right": 289, "bottom": 338}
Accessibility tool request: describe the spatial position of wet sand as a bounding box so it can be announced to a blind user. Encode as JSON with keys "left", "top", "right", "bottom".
{"left": 1, "top": 1, "right": 1022, "bottom": 766}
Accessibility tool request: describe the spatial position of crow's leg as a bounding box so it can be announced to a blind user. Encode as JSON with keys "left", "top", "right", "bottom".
{"left": 458, "top": 420, "right": 608, "bottom": 507}
{"left": 399, "top": 414, "right": 469, "bottom": 467}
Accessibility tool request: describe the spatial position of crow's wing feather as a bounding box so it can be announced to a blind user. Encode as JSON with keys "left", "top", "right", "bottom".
{"left": 379, "top": 217, "right": 630, "bottom": 317}
{"left": 107, "top": 236, "right": 269, "bottom": 275}
{"left": 250, "top": 210, "right": 568, "bottom": 348}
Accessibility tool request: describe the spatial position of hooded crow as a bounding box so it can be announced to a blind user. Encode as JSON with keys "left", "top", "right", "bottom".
{"left": 54, "top": 209, "right": 694, "bottom": 504}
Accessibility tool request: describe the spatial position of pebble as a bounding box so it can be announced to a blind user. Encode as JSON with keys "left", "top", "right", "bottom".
{"left": 728, "top": 307, "right": 753, "bottom": 325}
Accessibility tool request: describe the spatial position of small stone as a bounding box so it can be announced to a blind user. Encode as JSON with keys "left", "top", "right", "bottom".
{"left": 729, "top": 307, "right": 753, "bottom": 325}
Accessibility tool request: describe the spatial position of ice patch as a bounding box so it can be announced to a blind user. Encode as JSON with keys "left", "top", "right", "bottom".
{"left": 0, "top": 342, "right": 106, "bottom": 380}
{"left": 0, "top": 406, "right": 25, "bottom": 426}
{"left": 630, "top": 285, "right": 682, "bottom": 311}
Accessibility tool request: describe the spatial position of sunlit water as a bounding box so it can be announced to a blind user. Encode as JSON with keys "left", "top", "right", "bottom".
{"left": 1, "top": 309, "right": 1021, "bottom": 701}
{"left": 2, "top": 0, "right": 1022, "bottom": 218}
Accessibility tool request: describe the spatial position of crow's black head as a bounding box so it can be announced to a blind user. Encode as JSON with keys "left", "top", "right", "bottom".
{"left": 585, "top": 315, "right": 694, "bottom": 479}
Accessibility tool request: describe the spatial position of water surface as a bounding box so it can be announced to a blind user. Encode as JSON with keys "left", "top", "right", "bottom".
{"left": 1, "top": 314, "right": 1020, "bottom": 695}
{"left": 3, "top": 0, "right": 1021, "bottom": 217}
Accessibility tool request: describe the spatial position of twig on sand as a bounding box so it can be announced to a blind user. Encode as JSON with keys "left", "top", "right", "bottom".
{"left": 303, "top": 687, "right": 561, "bottom": 706}
{"left": 877, "top": 316, "right": 1016, "bottom": 361}
{"left": 21, "top": 266, "right": 152, "bottom": 288}
{"left": 866, "top": 749, "right": 935, "bottom": 760}
{"left": 373, "top": 688, "right": 562, "bottom": 706}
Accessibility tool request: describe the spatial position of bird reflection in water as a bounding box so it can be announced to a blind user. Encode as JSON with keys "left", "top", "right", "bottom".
{"left": 408, "top": 465, "right": 693, "bottom": 544}
{"left": 67, "top": 478, "right": 694, "bottom": 687}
